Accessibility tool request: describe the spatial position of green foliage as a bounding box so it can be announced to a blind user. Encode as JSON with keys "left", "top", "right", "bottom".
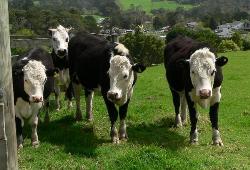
{"left": 18, "top": 51, "right": 250, "bottom": 169}
{"left": 11, "top": 47, "right": 30, "bottom": 56}
{"left": 119, "top": 29, "right": 165, "bottom": 66}
{"left": 231, "top": 32, "right": 243, "bottom": 49}
{"left": 166, "top": 26, "right": 221, "bottom": 49}
{"left": 218, "top": 40, "right": 240, "bottom": 53}
{"left": 242, "top": 39, "right": 250, "bottom": 51}
{"left": 15, "top": 28, "right": 36, "bottom": 36}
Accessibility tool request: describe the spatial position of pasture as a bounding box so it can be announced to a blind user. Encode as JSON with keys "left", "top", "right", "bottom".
{"left": 117, "top": 0, "right": 193, "bottom": 13}
{"left": 18, "top": 51, "right": 250, "bottom": 169}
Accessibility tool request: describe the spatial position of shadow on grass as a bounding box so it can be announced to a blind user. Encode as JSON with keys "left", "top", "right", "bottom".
{"left": 127, "top": 117, "right": 188, "bottom": 150}
{"left": 36, "top": 115, "right": 108, "bottom": 158}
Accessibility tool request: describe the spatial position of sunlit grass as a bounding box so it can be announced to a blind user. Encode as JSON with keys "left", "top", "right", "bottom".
{"left": 18, "top": 51, "right": 250, "bottom": 169}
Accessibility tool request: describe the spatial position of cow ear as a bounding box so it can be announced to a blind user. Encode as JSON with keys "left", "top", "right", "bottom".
{"left": 177, "top": 59, "right": 189, "bottom": 68}
{"left": 48, "top": 28, "right": 56, "bottom": 36}
{"left": 46, "top": 68, "right": 59, "bottom": 77}
{"left": 66, "top": 27, "right": 73, "bottom": 32}
{"left": 132, "top": 63, "right": 146, "bottom": 73}
{"left": 216, "top": 56, "right": 228, "bottom": 67}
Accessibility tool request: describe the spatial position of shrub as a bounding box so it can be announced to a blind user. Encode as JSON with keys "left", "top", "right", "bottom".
{"left": 218, "top": 40, "right": 240, "bottom": 52}
{"left": 119, "top": 30, "right": 165, "bottom": 66}
{"left": 242, "top": 39, "right": 250, "bottom": 51}
{"left": 15, "top": 28, "right": 36, "bottom": 37}
{"left": 166, "top": 26, "right": 221, "bottom": 50}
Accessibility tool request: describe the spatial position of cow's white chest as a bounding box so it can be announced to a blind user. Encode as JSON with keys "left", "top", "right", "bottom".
{"left": 15, "top": 97, "right": 42, "bottom": 119}
{"left": 55, "top": 68, "right": 70, "bottom": 86}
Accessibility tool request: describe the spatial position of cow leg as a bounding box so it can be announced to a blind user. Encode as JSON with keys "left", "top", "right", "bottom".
{"left": 84, "top": 89, "right": 94, "bottom": 121}
{"left": 103, "top": 91, "right": 119, "bottom": 143}
{"left": 119, "top": 99, "right": 130, "bottom": 140}
{"left": 73, "top": 83, "right": 83, "bottom": 121}
{"left": 209, "top": 103, "right": 223, "bottom": 146}
{"left": 30, "top": 115, "right": 39, "bottom": 147}
{"left": 66, "top": 81, "right": 74, "bottom": 109}
{"left": 186, "top": 92, "right": 198, "bottom": 144}
{"left": 180, "top": 92, "right": 187, "bottom": 125}
{"left": 15, "top": 117, "right": 23, "bottom": 149}
{"left": 44, "top": 98, "right": 50, "bottom": 123}
{"left": 54, "top": 84, "right": 61, "bottom": 111}
{"left": 170, "top": 89, "right": 182, "bottom": 127}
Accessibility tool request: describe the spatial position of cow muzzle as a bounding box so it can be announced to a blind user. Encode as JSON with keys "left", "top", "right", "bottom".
{"left": 31, "top": 95, "right": 43, "bottom": 103}
{"left": 199, "top": 89, "right": 211, "bottom": 99}
{"left": 57, "top": 49, "right": 67, "bottom": 57}
{"left": 107, "top": 91, "right": 121, "bottom": 103}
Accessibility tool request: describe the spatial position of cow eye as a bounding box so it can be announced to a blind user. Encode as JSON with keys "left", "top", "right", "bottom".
{"left": 53, "top": 38, "right": 57, "bottom": 41}
{"left": 66, "top": 38, "right": 69, "bottom": 42}
{"left": 191, "top": 71, "right": 195, "bottom": 74}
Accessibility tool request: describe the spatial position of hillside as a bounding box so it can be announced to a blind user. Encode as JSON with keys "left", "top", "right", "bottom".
{"left": 117, "top": 0, "right": 194, "bottom": 13}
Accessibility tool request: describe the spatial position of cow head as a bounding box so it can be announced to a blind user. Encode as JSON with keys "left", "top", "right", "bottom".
{"left": 181, "top": 48, "right": 228, "bottom": 99}
{"left": 107, "top": 55, "right": 146, "bottom": 106}
{"left": 48, "top": 25, "right": 72, "bottom": 58}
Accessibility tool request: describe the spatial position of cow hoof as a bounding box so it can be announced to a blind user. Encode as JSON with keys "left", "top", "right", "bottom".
{"left": 17, "top": 144, "right": 23, "bottom": 149}
{"left": 119, "top": 132, "right": 128, "bottom": 141}
{"left": 212, "top": 138, "right": 224, "bottom": 146}
{"left": 56, "top": 108, "right": 60, "bottom": 112}
{"left": 190, "top": 130, "right": 198, "bottom": 144}
{"left": 190, "top": 140, "right": 199, "bottom": 145}
{"left": 112, "top": 136, "right": 120, "bottom": 144}
{"left": 32, "top": 141, "right": 39, "bottom": 148}
{"left": 86, "top": 113, "right": 93, "bottom": 122}
{"left": 175, "top": 114, "right": 182, "bottom": 128}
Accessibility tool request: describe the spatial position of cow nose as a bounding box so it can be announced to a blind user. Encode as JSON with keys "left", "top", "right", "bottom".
{"left": 107, "top": 91, "right": 119, "bottom": 101}
{"left": 32, "top": 96, "right": 43, "bottom": 103}
{"left": 57, "top": 49, "right": 67, "bottom": 56}
{"left": 199, "top": 89, "right": 211, "bottom": 99}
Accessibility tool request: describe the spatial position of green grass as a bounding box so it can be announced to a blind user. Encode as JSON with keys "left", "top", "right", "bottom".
{"left": 18, "top": 51, "right": 250, "bottom": 169}
{"left": 117, "top": 0, "right": 194, "bottom": 13}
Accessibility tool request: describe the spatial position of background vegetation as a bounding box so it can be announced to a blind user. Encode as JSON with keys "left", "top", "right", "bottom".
{"left": 18, "top": 50, "right": 250, "bottom": 169}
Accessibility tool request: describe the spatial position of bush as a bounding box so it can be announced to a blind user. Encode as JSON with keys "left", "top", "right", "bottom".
{"left": 218, "top": 40, "right": 240, "bottom": 52}
{"left": 11, "top": 47, "right": 29, "bottom": 56}
{"left": 166, "top": 26, "right": 221, "bottom": 50}
{"left": 119, "top": 29, "right": 165, "bottom": 66}
{"left": 15, "top": 28, "right": 36, "bottom": 37}
{"left": 242, "top": 39, "right": 250, "bottom": 51}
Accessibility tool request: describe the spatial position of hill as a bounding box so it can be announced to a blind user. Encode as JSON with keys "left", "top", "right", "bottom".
{"left": 117, "top": 0, "right": 194, "bottom": 13}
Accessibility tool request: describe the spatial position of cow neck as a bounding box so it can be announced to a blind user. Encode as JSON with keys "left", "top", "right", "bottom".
{"left": 51, "top": 50, "right": 69, "bottom": 70}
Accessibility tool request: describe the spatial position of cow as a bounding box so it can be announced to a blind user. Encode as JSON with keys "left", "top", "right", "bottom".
{"left": 13, "top": 48, "right": 58, "bottom": 148}
{"left": 48, "top": 25, "right": 73, "bottom": 113}
{"left": 164, "top": 36, "right": 228, "bottom": 146}
{"left": 68, "top": 32, "right": 146, "bottom": 143}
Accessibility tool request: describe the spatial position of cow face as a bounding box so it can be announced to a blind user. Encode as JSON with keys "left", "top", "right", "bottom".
{"left": 107, "top": 55, "right": 145, "bottom": 106}
{"left": 48, "top": 25, "right": 71, "bottom": 58}
{"left": 22, "top": 60, "right": 47, "bottom": 103}
{"left": 188, "top": 48, "right": 228, "bottom": 99}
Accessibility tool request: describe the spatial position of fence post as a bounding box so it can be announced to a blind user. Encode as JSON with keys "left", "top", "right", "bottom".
{"left": 0, "top": 0, "right": 18, "bottom": 169}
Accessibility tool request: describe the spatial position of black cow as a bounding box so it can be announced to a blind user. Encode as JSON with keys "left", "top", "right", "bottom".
{"left": 164, "top": 36, "right": 228, "bottom": 146}
{"left": 13, "top": 48, "right": 57, "bottom": 148}
{"left": 68, "top": 32, "right": 146, "bottom": 143}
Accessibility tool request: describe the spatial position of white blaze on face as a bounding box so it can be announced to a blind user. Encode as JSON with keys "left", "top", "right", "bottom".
{"left": 49, "top": 25, "right": 70, "bottom": 57}
{"left": 107, "top": 55, "right": 134, "bottom": 106}
{"left": 23, "top": 60, "right": 47, "bottom": 103}
{"left": 189, "top": 48, "right": 216, "bottom": 99}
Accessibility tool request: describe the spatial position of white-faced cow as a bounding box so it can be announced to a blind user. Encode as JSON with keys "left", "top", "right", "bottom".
{"left": 164, "top": 36, "right": 228, "bottom": 146}
{"left": 68, "top": 32, "right": 146, "bottom": 143}
{"left": 48, "top": 25, "right": 73, "bottom": 112}
{"left": 13, "top": 48, "right": 57, "bottom": 148}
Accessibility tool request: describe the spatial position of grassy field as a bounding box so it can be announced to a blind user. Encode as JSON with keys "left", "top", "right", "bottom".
{"left": 18, "top": 51, "right": 250, "bottom": 169}
{"left": 117, "top": 0, "right": 193, "bottom": 13}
